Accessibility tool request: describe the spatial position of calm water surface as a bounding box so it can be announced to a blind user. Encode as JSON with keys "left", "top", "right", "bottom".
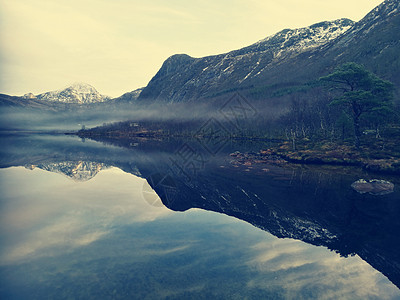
{"left": 0, "top": 134, "right": 399, "bottom": 299}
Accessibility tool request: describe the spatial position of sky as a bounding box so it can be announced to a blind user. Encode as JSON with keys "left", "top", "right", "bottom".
{"left": 0, "top": 0, "right": 384, "bottom": 97}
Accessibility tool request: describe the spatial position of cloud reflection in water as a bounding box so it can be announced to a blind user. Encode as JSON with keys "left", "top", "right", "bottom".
{"left": 0, "top": 166, "right": 172, "bottom": 264}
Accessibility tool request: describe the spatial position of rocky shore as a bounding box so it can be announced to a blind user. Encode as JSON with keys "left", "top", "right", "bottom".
{"left": 230, "top": 141, "right": 400, "bottom": 175}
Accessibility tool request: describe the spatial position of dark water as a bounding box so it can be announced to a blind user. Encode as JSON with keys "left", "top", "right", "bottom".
{"left": 1, "top": 133, "right": 400, "bottom": 300}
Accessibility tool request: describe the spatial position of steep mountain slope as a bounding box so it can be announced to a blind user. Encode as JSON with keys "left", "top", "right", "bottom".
{"left": 138, "top": 0, "right": 399, "bottom": 103}
{"left": 35, "top": 83, "right": 110, "bottom": 104}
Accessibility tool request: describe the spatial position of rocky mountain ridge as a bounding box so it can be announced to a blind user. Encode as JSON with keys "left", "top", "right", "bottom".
{"left": 138, "top": 0, "right": 400, "bottom": 103}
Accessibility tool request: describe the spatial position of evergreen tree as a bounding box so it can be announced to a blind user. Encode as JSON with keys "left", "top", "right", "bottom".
{"left": 320, "top": 62, "right": 394, "bottom": 147}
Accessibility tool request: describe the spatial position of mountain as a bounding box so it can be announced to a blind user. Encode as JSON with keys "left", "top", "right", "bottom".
{"left": 34, "top": 83, "right": 110, "bottom": 104}
{"left": 138, "top": 18, "right": 354, "bottom": 102}
{"left": 0, "top": 83, "right": 112, "bottom": 112}
{"left": 0, "top": 84, "right": 142, "bottom": 110}
{"left": 138, "top": 0, "right": 400, "bottom": 103}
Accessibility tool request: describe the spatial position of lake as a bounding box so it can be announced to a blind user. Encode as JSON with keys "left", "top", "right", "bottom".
{"left": 1, "top": 133, "right": 400, "bottom": 299}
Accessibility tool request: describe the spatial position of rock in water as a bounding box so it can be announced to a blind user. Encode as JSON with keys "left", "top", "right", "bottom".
{"left": 351, "top": 179, "right": 394, "bottom": 196}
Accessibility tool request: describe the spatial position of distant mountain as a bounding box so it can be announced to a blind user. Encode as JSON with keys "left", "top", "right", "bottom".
{"left": 34, "top": 83, "right": 110, "bottom": 104}
{"left": 0, "top": 84, "right": 143, "bottom": 110}
{"left": 138, "top": 0, "right": 400, "bottom": 103}
{"left": 0, "top": 83, "right": 113, "bottom": 111}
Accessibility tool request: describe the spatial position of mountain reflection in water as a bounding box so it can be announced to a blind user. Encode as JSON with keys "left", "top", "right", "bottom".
{"left": 0, "top": 133, "right": 400, "bottom": 299}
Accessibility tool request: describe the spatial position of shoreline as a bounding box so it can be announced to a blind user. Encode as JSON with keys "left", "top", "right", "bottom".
{"left": 72, "top": 130, "right": 400, "bottom": 176}
{"left": 233, "top": 143, "right": 400, "bottom": 176}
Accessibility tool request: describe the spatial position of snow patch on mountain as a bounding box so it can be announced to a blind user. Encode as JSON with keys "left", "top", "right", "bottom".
{"left": 226, "top": 19, "right": 354, "bottom": 83}
{"left": 255, "top": 18, "right": 354, "bottom": 60}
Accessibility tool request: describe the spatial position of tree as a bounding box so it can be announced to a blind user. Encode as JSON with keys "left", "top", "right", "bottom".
{"left": 320, "top": 62, "right": 394, "bottom": 148}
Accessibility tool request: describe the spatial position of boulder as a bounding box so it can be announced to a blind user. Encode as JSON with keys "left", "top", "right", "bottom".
{"left": 351, "top": 179, "right": 394, "bottom": 196}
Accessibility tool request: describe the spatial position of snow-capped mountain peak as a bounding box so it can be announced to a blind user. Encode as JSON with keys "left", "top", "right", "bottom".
{"left": 69, "top": 82, "right": 98, "bottom": 93}
{"left": 36, "top": 82, "right": 110, "bottom": 104}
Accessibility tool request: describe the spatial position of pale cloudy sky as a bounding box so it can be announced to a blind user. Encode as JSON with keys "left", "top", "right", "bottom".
{"left": 0, "top": 0, "right": 384, "bottom": 97}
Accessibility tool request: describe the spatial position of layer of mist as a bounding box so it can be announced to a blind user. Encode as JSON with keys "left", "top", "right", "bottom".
{"left": 0, "top": 98, "right": 288, "bottom": 132}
